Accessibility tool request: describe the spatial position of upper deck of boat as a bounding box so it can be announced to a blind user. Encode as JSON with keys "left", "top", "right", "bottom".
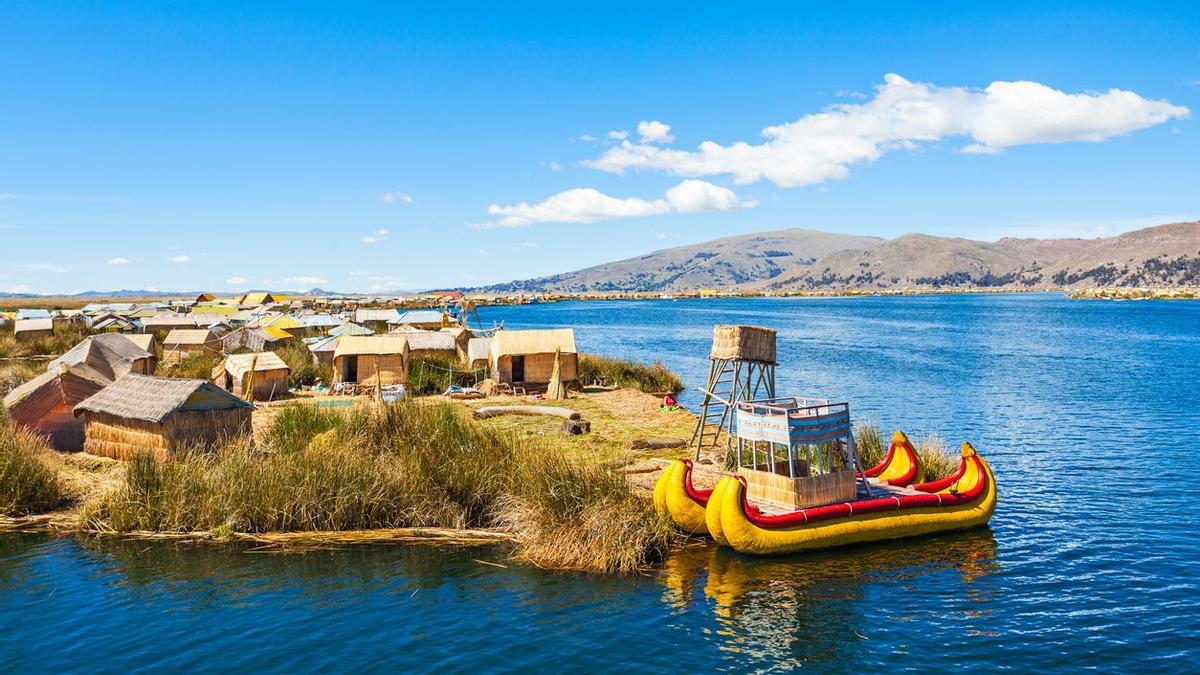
{"left": 750, "top": 478, "right": 925, "bottom": 516}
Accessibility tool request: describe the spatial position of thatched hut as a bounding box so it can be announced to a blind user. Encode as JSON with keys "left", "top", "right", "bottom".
{"left": 489, "top": 329, "right": 577, "bottom": 387}
{"left": 467, "top": 336, "right": 492, "bottom": 370}
{"left": 14, "top": 318, "right": 54, "bottom": 341}
{"left": 333, "top": 335, "right": 409, "bottom": 387}
{"left": 389, "top": 329, "right": 458, "bottom": 363}
{"left": 4, "top": 334, "right": 157, "bottom": 450}
{"left": 73, "top": 374, "right": 253, "bottom": 459}
{"left": 220, "top": 326, "right": 289, "bottom": 354}
{"left": 353, "top": 309, "right": 399, "bottom": 333}
{"left": 162, "top": 328, "right": 221, "bottom": 362}
{"left": 212, "top": 351, "right": 290, "bottom": 399}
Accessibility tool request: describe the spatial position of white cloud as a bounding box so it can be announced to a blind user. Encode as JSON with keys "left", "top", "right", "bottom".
{"left": 835, "top": 89, "right": 868, "bottom": 99}
{"left": 655, "top": 232, "right": 668, "bottom": 240}
{"left": 226, "top": 276, "right": 247, "bottom": 285}
{"left": 169, "top": 255, "right": 190, "bottom": 263}
{"left": 482, "top": 179, "right": 755, "bottom": 228}
{"left": 637, "top": 120, "right": 675, "bottom": 144}
{"left": 578, "top": 134, "right": 599, "bottom": 142}
{"left": 107, "top": 257, "right": 128, "bottom": 265}
{"left": 607, "top": 130, "right": 629, "bottom": 140}
{"left": 585, "top": 74, "right": 1190, "bottom": 188}
{"left": 380, "top": 191, "right": 412, "bottom": 204}
{"left": 5, "top": 284, "right": 32, "bottom": 294}
{"left": 664, "top": 179, "right": 756, "bottom": 213}
{"left": 509, "top": 241, "right": 540, "bottom": 251}
{"left": 361, "top": 228, "right": 389, "bottom": 244}
{"left": 346, "top": 271, "right": 407, "bottom": 291}
{"left": 477, "top": 249, "right": 489, "bottom": 256}
{"left": 539, "top": 160, "right": 563, "bottom": 171}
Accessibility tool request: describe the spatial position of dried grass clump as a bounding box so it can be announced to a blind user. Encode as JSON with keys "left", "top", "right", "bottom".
{"left": 0, "top": 417, "right": 66, "bottom": 516}
{"left": 86, "top": 399, "right": 673, "bottom": 573}
{"left": 914, "top": 433, "right": 960, "bottom": 482}
{"left": 0, "top": 360, "right": 43, "bottom": 398}
{"left": 275, "top": 339, "right": 333, "bottom": 388}
{"left": 854, "top": 422, "right": 885, "bottom": 469}
{"left": 578, "top": 354, "right": 683, "bottom": 394}
{"left": 155, "top": 352, "right": 222, "bottom": 380}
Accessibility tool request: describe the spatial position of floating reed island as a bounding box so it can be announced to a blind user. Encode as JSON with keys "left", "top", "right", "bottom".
{"left": 2, "top": 295, "right": 969, "bottom": 574}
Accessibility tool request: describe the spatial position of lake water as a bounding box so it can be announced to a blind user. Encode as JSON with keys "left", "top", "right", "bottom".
{"left": 3, "top": 295, "right": 1199, "bottom": 671}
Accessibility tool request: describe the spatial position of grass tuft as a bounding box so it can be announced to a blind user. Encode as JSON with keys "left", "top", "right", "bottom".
{"left": 578, "top": 354, "right": 683, "bottom": 394}
{"left": 0, "top": 417, "right": 66, "bottom": 516}
{"left": 155, "top": 352, "right": 222, "bottom": 380}
{"left": 274, "top": 340, "right": 333, "bottom": 389}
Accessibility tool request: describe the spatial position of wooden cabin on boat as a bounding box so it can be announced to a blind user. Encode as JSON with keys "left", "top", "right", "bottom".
{"left": 162, "top": 329, "right": 221, "bottom": 362}
{"left": 332, "top": 335, "right": 409, "bottom": 387}
{"left": 13, "top": 318, "right": 54, "bottom": 341}
{"left": 3, "top": 334, "right": 156, "bottom": 451}
{"left": 489, "top": 329, "right": 577, "bottom": 388}
{"left": 73, "top": 374, "right": 253, "bottom": 459}
{"left": 212, "top": 351, "right": 290, "bottom": 400}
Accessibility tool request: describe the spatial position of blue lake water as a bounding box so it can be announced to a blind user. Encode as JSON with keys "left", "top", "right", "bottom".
{"left": 3, "top": 294, "right": 1199, "bottom": 671}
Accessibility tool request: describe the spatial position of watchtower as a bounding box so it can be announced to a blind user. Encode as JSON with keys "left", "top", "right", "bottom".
{"left": 690, "top": 325, "right": 777, "bottom": 458}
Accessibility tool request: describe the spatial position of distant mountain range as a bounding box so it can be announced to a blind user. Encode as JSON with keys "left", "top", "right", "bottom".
{"left": 484, "top": 221, "right": 1200, "bottom": 293}
{"left": 0, "top": 287, "right": 340, "bottom": 300}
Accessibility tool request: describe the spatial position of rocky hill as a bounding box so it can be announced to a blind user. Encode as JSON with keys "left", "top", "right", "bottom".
{"left": 485, "top": 221, "right": 1200, "bottom": 293}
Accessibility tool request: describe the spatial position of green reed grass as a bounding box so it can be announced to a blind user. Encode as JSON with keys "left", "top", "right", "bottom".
{"left": 578, "top": 354, "right": 683, "bottom": 394}
{"left": 274, "top": 339, "right": 333, "bottom": 389}
{"left": 155, "top": 352, "right": 223, "bottom": 380}
{"left": 0, "top": 417, "right": 65, "bottom": 516}
{"left": 86, "top": 399, "right": 668, "bottom": 573}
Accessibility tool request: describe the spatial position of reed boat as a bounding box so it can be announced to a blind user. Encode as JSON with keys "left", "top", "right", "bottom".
{"left": 707, "top": 442, "right": 996, "bottom": 556}
{"left": 655, "top": 396, "right": 997, "bottom": 555}
{"left": 654, "top": 428, "right": 926, "bottom": 536}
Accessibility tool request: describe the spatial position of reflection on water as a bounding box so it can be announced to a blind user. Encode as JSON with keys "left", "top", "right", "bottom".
{"left": 660, "top": 531, "right": 999, "bottom": 665}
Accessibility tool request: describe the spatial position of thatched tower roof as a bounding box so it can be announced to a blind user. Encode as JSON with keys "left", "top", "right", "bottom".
{"left": 73, "top": 374, "right": 251, "bottom": 423}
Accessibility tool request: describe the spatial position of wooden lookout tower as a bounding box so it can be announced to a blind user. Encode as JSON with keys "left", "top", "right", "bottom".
{"left": 691, "top": 325, "right": 777, "bottom": 458}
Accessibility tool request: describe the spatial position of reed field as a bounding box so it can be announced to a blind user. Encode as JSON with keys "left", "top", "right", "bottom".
{"left": 578, "top": 353, "right": 684, "bottom": 394}
{"left": 84, "top": 400, "right": 673, "bottom": 573}
{"left": 0, "top": 417, "right": 66, "bottom": 516}
{"left": 274, "top": 339, "right": 334, "bottom": 389}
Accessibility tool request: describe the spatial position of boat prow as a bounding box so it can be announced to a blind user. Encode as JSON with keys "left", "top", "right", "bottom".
{"left": 860, "top": 430, "right": 924, "bottom": 486}
{"left": 653, "top": 458, "right": 712, "bottom": 536}
{"left": 709, "top": 442, "right": 997, "bottom": 556}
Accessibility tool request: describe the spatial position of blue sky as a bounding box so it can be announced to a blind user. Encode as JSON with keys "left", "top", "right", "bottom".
{"left": 1, "top": 1, "right": 1198, "bottom": 294}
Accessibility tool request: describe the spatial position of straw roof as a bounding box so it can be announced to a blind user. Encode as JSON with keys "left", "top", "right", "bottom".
{"left": 491, "top": 328, "right": 576, "bottom": 357}
{"left": 74, "top": 374, "right": 251, "bottom": 423}
{"left": 4, "top": 363, "right": 111, "bottom": 415}
{"left": 164, "top": 329, "right": 216, "bottom": 345}
{"left": 220, "top": 352, "right": 289, "bottom": 378}
{"left": 467, "top": 337, "right": 492, "bottom": 363}
{"left": 354, "top": 308, "right": 401, "bottom": 323}
{"left": 390, "top": 310, "right": 444, "bottom": 325}
{"left": 389, "top": 329, "right": 455, "bottom": 351}
{"left": 15, "top": 318, "right": 54, "bottom": 333}
{"left": 47, "top": 334, "right": 154, "bottom": 381}
{"left": 122, "top": 334, "right": 157, "bottom": 352}
{"left": 333, "top": 335, "right": 409, "bottom": 358}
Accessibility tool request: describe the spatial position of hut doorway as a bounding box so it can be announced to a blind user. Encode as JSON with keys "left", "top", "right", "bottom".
{"left": 511, "top": 355, "right": 525, "bottom": 383}
{"left": 343, "top": 355, "right": 358, "bottom": 383}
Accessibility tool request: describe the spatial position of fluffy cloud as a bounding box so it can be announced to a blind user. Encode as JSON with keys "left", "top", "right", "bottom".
{"left": 361, "top": 228, "right": 389, "bottom": 244}
{"left": 539, "top": 160, "right": 563, "bottom": 171}
{"left": 380, "top": 191, "right": 412, "bottom": 204}
{"left": 482, "top": 179, "right": 754, "bottom": 228}
{"left": 347, "top": 270, "right": 407, "bottom": 291}
{"left": 107, "top": 257, "right": 128, "bottom": 265}
{"left": 278, "top": 276, "right": 328, "bottom": 287}
{"left": 169, "top": 255, "right": 190, "bottom": 263}
{"left": 637, "top": 120, "right": 675, "bottom": 144}
{"left": 607, "top": 130, "right": 629, "bottom": 140}
{"left": 586, "top": 74, "right": 1190, "bottom": 187}
{"left": 225, "top": 276, "right": 247, "bottom": 285}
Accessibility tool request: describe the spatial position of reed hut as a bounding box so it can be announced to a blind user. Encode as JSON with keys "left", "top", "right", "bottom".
{"left": 389, "top": 329, "right": 458, "bottom": 363}
{"left": 73, "top": 374, "right": 253, "bottom": 459}
{"left": 489, "top": 329, "right": 577, "bottom": 387}
{"left": 122, "top": 333, "right": 157, "bottom": 354}
{"left": 4, "top": 334, "right": 157, "bottom": 450}
{"left": 13, "top": 318, "right": 54, "bottom": 341}
{"left": 353, "top": 309, "right": 400, "bottom": 333}
{"left": 212, "top": 351, "right": 290, "bottom": 399}
{"left": 333, "top": 335, "right": 409, "bottom": 386}
{"left": 162, "top": 328, "right": 221, "bottom": 363}
{"left": 220, "top": 326, "right": 289, "bottom": 354}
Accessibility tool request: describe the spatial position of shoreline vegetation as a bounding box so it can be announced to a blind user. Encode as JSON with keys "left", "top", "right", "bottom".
{"left": 3, "top": 286, "right": 1200, "bottom": 312}
{"left": 1, "top": 373, "right": 961, "bottom": 574}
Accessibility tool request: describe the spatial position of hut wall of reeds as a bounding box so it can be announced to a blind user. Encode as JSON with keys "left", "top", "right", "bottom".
{"left": 13, "top": 318, "right": 54, "bottom": 341}
{"left": 3, "top": 366, "right": 110, "bottom": 451}
{"left": 332, "top": 335, "right": 409, "bottom": 386}
{"left": 710, "top": 325, "right": 777, "bottom": 363}
{"left": 161, "top": 329, "right": 221, "bottom": 363}
{"left": 213, "top": 352, "right": 290, "bottom": 399}
{"left": 80, "top": 408, "right": 252, "bottom": 459}
{"left": 73, "top": 374, "right": 253, "bottom": 459}
{"left": 489, "top": 329, "right": 577, "bottom": 385}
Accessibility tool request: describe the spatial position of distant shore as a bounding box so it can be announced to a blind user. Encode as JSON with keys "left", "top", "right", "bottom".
{"left": 4, "top": 286, "right": 1200, "bottom": 310}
